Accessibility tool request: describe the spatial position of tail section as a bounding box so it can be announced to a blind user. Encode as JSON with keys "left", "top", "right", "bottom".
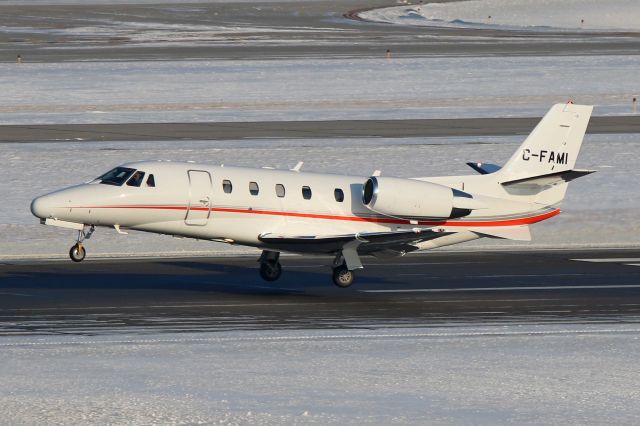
{"left": 498, "top": 103, "right": 593, "bottom": 181}
{"left": 495, "top": 103, "right": 594, "bottom": 205}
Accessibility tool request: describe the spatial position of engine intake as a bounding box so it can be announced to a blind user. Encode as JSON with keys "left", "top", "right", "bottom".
{"left": 362, "top": 176, "right": 482, "bottom": 220}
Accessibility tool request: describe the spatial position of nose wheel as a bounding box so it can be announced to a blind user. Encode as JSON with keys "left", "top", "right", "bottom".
{"left": 69, "top": 243, "right": 86, "bottom": 262}
{"left": 68, "top": 225, "right": 94, "bottom": 262}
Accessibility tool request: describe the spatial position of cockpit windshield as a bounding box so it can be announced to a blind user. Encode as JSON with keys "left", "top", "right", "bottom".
{"left": 95, "top": 167, "right": 136, "bottom": 186}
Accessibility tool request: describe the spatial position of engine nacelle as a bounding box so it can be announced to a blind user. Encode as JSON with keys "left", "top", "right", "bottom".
{"left": 362, "top": 176, "right": 480, "bottom": 220}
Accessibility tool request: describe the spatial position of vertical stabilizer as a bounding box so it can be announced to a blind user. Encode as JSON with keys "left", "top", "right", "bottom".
{"left": 498, "top": 103, "right": 593, "bottom": 181}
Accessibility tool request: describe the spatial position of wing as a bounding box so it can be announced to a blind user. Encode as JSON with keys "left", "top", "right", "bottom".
{"left": 258, "top": 228, "right": 453, "bottom": 256}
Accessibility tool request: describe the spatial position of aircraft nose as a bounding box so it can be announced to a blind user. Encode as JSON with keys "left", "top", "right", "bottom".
{"left": 30, "top": 194, "right": 54, "bottom": 219}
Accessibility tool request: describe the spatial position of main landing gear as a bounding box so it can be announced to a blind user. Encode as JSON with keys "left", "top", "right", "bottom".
{"left": 258, "top": 250, "right": 282, "bottom": 282}
{"left": 69, "top": 226, "right": 94, "bottom": 262}
{"left": 257, "top": 250, "right": 358, "bottom": 288}
{"left": 331, "top": 252, "right": 356, "bottom": 288}
{"left": 332, "top": 264, "right": 354, "bottom": 288}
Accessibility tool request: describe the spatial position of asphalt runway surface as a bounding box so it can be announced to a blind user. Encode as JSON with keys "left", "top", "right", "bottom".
{"left": 1, "top": 249, "right": 640, "bottom": 337}
{"left": 2, "top": 1, "right": 640, "bottom": 62}
{"left": 4, "top": 115, "right": 640, "bottom": 143}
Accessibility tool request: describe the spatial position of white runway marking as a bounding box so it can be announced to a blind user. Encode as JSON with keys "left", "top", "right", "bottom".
{"left": 572, "top": 258, "right": 640, "bottom": 263}
{"left": 365, "top": 262, "right": 485, "bottom": 266}
{"left": 0, "top": 298, "right": 562, "bottom": 313}
{"left": 396, "top": 273, "right": 588, "bottom": 278}
{"left": 361, "top": 284, "right": 640, "bottom": 293}
{"left": 2, "top": 328, "right": 640, "bottom": 348}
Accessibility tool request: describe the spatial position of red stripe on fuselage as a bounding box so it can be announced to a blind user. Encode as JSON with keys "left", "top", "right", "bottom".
{"left": 77, "top": 205, "right": 561, "bottom": 227}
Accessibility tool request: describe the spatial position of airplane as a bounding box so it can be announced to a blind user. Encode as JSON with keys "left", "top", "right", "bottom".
{"left": 31, "top": 103, "right": 595, "bottom": 288}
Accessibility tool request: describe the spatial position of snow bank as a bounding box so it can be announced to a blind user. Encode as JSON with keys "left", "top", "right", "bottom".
{"left": 360, "top": 0, "right": 640, "bottom": 32}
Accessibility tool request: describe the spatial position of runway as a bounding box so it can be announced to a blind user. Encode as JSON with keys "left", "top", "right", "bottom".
{"left": 2, "top": 248, "right": 639, "bottom": 337}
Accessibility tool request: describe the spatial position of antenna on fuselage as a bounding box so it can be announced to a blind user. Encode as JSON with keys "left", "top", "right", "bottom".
{"left": 291, "top": 162, "right": 304, "bottom": 172}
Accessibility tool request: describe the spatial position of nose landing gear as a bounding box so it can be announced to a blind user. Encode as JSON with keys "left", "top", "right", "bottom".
{"left": 69, "top": 225, "right": 94, "bottom": 262}
{"left": 69, "top": 243, "right": 86, "bottom": 262}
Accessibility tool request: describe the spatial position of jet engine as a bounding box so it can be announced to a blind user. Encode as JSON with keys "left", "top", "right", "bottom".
{"left": 362, "top": 176, "right": 484, "bottom": 220}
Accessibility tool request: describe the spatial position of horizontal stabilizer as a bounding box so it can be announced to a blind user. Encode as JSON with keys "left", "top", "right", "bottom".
{"left": 501, "top": 169, "right": 596, "bottom": 187}
{"left": 468, "top": 225, "right": 531, "bottom": 241}
{"left": 466, "top": 162, "right": 501, "bottom": 175}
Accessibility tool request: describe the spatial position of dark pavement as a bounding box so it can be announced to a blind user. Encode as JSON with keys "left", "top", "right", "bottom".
{"left": 1, "top": 249, "right": 639, "bottom": 336}
{"left": 3, "top": 115, "right": 640, "bottom": 143}
{"left": 2, "top": 1, "right": 640, "bottom": 62}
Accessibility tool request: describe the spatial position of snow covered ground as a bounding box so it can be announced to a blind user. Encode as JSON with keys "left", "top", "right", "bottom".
{"left": 1, "top": 323, "right": 639, "bottom": 424}
{"left": 1, "top": 56, "right": 638, "bottom": 125}
{"left": 360, "top": 0, "right": 640, "bottom": 32}
{"left": 2, "top": 132, "right": 638, "bottom": 259}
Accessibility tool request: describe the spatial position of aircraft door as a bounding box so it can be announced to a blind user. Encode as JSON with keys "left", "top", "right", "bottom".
{"left": 185, "top": 170, "right": 213, "bottom": 226}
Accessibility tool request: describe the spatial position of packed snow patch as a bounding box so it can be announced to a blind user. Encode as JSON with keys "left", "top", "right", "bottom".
{"left": 360, "top": 0, "right": 640, "bottom": 32}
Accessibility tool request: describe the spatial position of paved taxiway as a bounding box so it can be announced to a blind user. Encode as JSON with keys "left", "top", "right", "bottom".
{"left": 3, "top": 115, "right": 640, "bottom": 143}
{"left": 1, "top": 249, "right": 639, "bottom": 337}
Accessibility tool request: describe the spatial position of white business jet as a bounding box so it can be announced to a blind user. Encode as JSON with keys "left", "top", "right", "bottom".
{"left": 31, "top": 103, "right": 594, "bottom": 287}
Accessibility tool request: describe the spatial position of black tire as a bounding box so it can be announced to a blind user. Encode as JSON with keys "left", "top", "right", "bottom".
{"left": 259, "top": 261, "right": 282, "bottom": 282}
{"left": 332, "top": 265, "right": 354, "bottom": 288}
{"left": 69, "top": 244, "right": 86, "bottom": 262}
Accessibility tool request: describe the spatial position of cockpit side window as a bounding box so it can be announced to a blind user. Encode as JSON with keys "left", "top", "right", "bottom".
{"left": 96, "top": 167, "right": 136, "bottom": 186}
{"left": 126, "top": 171, "right": 145, "bottom": 187}
{"left": 146, "top": 174, "right": 155, "bottom": 187}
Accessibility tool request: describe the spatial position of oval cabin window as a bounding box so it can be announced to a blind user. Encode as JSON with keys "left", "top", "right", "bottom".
{"left": 222, "top": 180, "right": 232, "bottom": 193}
{"left": 249, "top": 181, "right": 259, "bottom": 196}
{"left": 302, "top": 186, "right": 312, "bottom": 200}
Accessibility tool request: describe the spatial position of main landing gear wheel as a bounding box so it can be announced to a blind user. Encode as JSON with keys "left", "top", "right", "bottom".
{"left": 258, "top": 250, "right": 282, "bottom": 282}
{"left": 259, "top": 261, "right": 282, "bottom": 282}
{"left": 332, "top": 265, "right": 354, "bottom": 288}
{"left": 69, "top": 243, "right": 86, "bottom": 262}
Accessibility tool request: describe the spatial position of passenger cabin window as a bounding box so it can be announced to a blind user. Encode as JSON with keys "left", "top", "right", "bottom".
{"left": 334, "top": 188, "right": 344, "bottom": 202}
{"left": 126, "top": 171, "right": 145, "bottom": 187}
{"left": 302, "top": 186, "right": 312, "bottom": 200}
{"left": 249, "top": 181, "right": 259, "bottom": 196}
{"left": 96, "top": 167, "right": 136, "bottom": 186}
{"left": 275, "top": 184, "right": 285, "bottom": 198}
{"left": 146, "top": 174, "right": 155, "bottom": 187}
{"left": 222, "top": 180, "right": 232, "bottom": 194}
